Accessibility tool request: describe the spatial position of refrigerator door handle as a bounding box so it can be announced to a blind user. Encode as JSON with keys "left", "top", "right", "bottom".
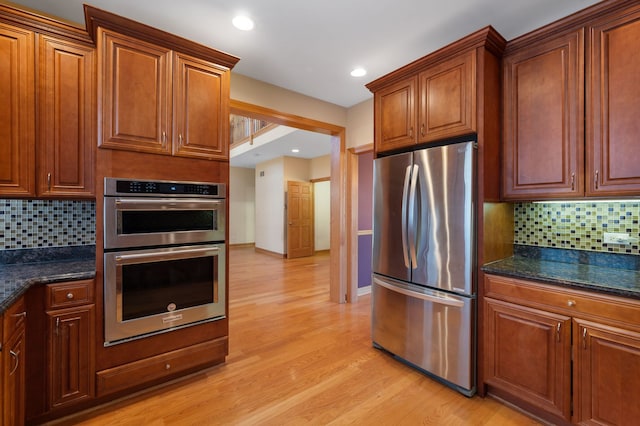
{"left": 408, "top": 164, "right": 419, "bottom": 269}
{"left": 401, "top": 165, "right": 412, "bottom": 268}
{"left": 374, "top": 276, "right": 465, "bottom": 308}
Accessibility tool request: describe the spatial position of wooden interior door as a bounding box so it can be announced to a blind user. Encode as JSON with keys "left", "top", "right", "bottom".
{"left": 287, "top": 181, "right": 314, "bottom": 259}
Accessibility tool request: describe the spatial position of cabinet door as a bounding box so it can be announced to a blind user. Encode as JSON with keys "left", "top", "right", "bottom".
{"left": 484, "top": 298, "right": 571, "bottom": 421}
{"left": 2, "top": 326, "right": 26, "bottom": 426}
{"left": 418, "top": 50, "right": 475, "bottom": 143}
{"left": 574, "top": 319, "right": 640, "bottom": 425}
{"left": 47, "top": 306, "right": 95, "bottom": 410}
{"left": 374, "top": 77, "right": 416, "bottom": 153}
{"left": 38, "top": 35, "right": 95, "bottom": 197}
{"left": 503, "top": 30, "right": 584, "bottom": 200}
{"left": 587, "top": 9, "right": 640, "bottom": 196}
{"left": 0, "top": 23, "right": 35, "bottom": 197}
{"left": 99, "top": 28, "right": 172, "bottom": 155}
{"left": 173, "top": 52, "right": 229, "bottom": 160}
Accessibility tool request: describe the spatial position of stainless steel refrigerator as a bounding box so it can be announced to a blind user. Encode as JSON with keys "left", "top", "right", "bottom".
{"left": 371, "top": 140, "right": 476, "bottom": 396}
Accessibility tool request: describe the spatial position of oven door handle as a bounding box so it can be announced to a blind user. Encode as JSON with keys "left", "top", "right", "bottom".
{"left": 114, "top": 198, "right": 224, "bottom": 209}
{"left": 114, "top": 246, "right": 220, "bottom": 264}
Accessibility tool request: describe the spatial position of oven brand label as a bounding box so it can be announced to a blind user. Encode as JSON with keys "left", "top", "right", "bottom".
{"left": 162, "top": 314, "right": 183, "bottom": 323}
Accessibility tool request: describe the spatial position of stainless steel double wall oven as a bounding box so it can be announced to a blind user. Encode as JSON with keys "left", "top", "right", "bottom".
{"left": 103, "top": 178, "right": 226, "bottom": 345}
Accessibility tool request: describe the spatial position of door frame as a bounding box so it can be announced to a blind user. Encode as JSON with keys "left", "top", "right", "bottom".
{"left": 230, "top": 99, "right": 350, "bottom": 303}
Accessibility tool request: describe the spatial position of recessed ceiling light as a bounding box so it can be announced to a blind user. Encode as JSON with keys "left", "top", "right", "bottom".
{"left": 291, "top": 148, "right": 300, "bottom": 153}
{"left": 350, "top": 67, "right": 367, "bottom": 77}
{"left": 232, "top": 15, "right": 254, "bottom": 31}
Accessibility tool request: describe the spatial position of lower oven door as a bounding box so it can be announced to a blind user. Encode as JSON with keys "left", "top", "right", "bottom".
{"left": 104, "top": 243, "right": 225, "bottom": 345}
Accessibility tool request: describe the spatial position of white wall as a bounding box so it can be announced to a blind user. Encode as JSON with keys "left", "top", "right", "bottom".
{"left": 310, "top": 155, "right": 331, "bottom": 179}
{"left": 314, "top": 181, "right": 330, "bottom": 251}
{"left": 347, "top": 98, "right": 374, "bottom": 148}
{"left": 229, "top": 167, "right": 255, "bottom": 245}
{"left": 231, "top": 73, "right": 348, "bottom": 128}
{"left": 283, "top": 156, "right": 311, "bottom": 182}
{"left": 255, "top": 157, "right": 285, "bottom": 254}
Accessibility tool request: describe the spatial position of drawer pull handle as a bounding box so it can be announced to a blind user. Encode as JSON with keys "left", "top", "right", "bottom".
{"left": 66, "top": 292, "right": 74, "bottom": 300}
{"left": 594, "top": 170, "right": 599, "bottom": 190}
{"left": 9, "top": 350, "right": 19, "bottom": 375}
{"left": 11, "top": 312, "right": 26, "bottom": 320}
{"left": 567, "top": 300, "right": 576, "bottom": 307}
{"left": 570, "top": 173, "right": 575, "bottom": 191}
{"left": 582, "top": 327, "right": 588, "bottom": 349}
{"left": 556, "top": 323, "right": 561, "bottom": 342}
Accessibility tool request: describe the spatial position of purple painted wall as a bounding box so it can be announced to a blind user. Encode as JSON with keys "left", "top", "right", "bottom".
{"left": 358, "top": 152, "right": 373, "bottom": 230}
{"left": 358, "top": 234, "right": 372, "bottom": 288}
{"left": 357, "top": 151, "right": 373, "bottom": 288}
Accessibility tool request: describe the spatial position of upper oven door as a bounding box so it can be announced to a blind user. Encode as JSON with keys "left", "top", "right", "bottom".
{"left": 104, "top": 197, "right": 226, "bottom": 249}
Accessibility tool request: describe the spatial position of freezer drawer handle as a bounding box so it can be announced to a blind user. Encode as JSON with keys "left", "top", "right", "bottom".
{"left": 374, "top": 278, "right": 464, "bottom": 307}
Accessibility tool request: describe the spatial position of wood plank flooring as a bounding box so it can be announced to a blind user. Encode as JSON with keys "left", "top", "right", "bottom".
{"left": 54, "top": 246, "right": 541, "bottom": 425}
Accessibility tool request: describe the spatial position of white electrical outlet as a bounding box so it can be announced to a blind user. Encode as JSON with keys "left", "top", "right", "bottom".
{"left": 604, "top": 232, "right": 631, "bottom": 245}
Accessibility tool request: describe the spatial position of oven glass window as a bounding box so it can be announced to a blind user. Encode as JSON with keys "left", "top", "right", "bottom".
{"left": 121, "top": 256, "right": 217, "bottom": 321}
{"left": 119, "top": 210, "right": 217, "bottom": 234}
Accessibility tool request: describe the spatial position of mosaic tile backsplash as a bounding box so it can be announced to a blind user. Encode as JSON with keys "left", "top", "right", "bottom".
{"left": 514, "top": 202, "right": 640, "bottom": 255}
{"left": 0, "top": 200, "right": 96, "bottom": 250}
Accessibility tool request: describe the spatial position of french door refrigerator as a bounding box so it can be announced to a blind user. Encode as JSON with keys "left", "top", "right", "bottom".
{"left": 372, "top": 140, "right": 476, "bottom": 396}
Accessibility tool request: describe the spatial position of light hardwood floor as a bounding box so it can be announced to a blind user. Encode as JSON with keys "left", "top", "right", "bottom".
{"left": 55, "top": 246, "right": 540, "bottom": 425}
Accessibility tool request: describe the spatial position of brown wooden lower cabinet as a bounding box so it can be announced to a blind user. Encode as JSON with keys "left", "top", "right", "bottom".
{"left": 2, "top": 296, "right": 27, "bottom": 426}
{"left": 573, "top": 319, "right": 640, "bottom": 425}
{"left": 484, "top": 298, "right": 571, "bottom": 421}
{"left": 47, "top": 305, "right": 95, "bottom": 410}
{"left": 483, "top": 274, "right": 640, "bottom": 425}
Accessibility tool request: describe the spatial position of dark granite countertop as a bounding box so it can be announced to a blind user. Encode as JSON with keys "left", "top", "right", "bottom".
{"left": 483, "top": 245, "right": 640, "bottom": 299}
{"left": 0, "top": 246, "right": 96, "bottom": 313}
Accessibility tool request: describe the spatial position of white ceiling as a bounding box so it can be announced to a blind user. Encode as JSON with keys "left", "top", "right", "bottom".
{"left": 230, "top": 126, "right": 332, "bottom": 169}
{"left": 11, "top": 0, "right": 601, "bottom": 108}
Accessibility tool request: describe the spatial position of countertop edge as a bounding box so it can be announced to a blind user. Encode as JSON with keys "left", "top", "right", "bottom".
{"left": 482, "top": 257, "right": 640, "bottom": 300}
{"left": 0, "top": 266, "right": 96, "bottom": 314}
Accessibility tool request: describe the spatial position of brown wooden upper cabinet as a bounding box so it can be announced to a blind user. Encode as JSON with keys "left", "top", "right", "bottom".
{"left": 371, "top": 49, "right": 476, "bottom": 154}
{"left": 38, "top": 35, "right": 95, "bottom": 198}
{"left": 503, "top": 1, "right": 640, "bottom": 199}
{"left": 587, "top": 6, "right": 640, "bottom": 197}
{"left": 418, "top": 50, "right": 476, "bottom": 143}
{"left": 0, "top": 23, "right": 35, "bottom": 197}
{"left": 0, "top": 11, "right": 95, "bottom": 198}
{"left": 375, "top": 77, "right": 417, "bottom": 152}
{"left": 98, "top": 28, "right": 231, "bottom": 160}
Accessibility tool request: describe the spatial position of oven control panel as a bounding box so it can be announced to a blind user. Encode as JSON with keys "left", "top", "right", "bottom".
{"left": 105, "top": 178, "right": 225, "bottom": 198}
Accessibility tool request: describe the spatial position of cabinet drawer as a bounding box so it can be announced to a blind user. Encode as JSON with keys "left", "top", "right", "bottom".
{"left": 485, "top": 274, "right": 640, "bottom": 328}
{"left": 3, "top": 295, "right": 26, "bottom": 339}
{"left": 46, "top": 279, "right": 94, "bottom": 309}
{"left": 96, "top": 337, "right": 227, "bottom": 396}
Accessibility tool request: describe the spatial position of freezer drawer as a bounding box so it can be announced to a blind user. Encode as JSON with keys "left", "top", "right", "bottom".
{"left": 371, "top": 274, "right": 475, "bottom": 395}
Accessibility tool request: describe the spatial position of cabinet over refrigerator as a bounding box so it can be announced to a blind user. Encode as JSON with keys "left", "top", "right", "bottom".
{"left": 372, "top": 140, "right": 477, "bottom": 396}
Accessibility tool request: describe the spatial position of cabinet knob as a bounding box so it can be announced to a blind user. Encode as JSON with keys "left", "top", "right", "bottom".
{"left": 67, "top": 292, "right": 74, "bottom": 300}
{"left": 567, "top": 300, "right": 576, "bottom": 307}
{"left": 165, "top": 363, "right": 171, "bottom": 370}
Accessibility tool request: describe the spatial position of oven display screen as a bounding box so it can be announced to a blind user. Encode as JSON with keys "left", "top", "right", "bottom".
{"left": 121, "top": 256, "right": 216, "bottom": 321}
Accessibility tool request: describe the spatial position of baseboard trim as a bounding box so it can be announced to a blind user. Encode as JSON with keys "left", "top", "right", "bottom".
{"left": 229, "top": 243, "right": 255, "bottom": 248}
{"left": 357, "top": 285, "right": 371, "bottom": 296}
{"left": 254, "top": 247, "right": 286, "bottom": 258}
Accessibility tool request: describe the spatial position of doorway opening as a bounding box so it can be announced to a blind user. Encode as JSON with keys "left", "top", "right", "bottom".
{"left": 229, "top": 100, "right": 351, "bottom": 303}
